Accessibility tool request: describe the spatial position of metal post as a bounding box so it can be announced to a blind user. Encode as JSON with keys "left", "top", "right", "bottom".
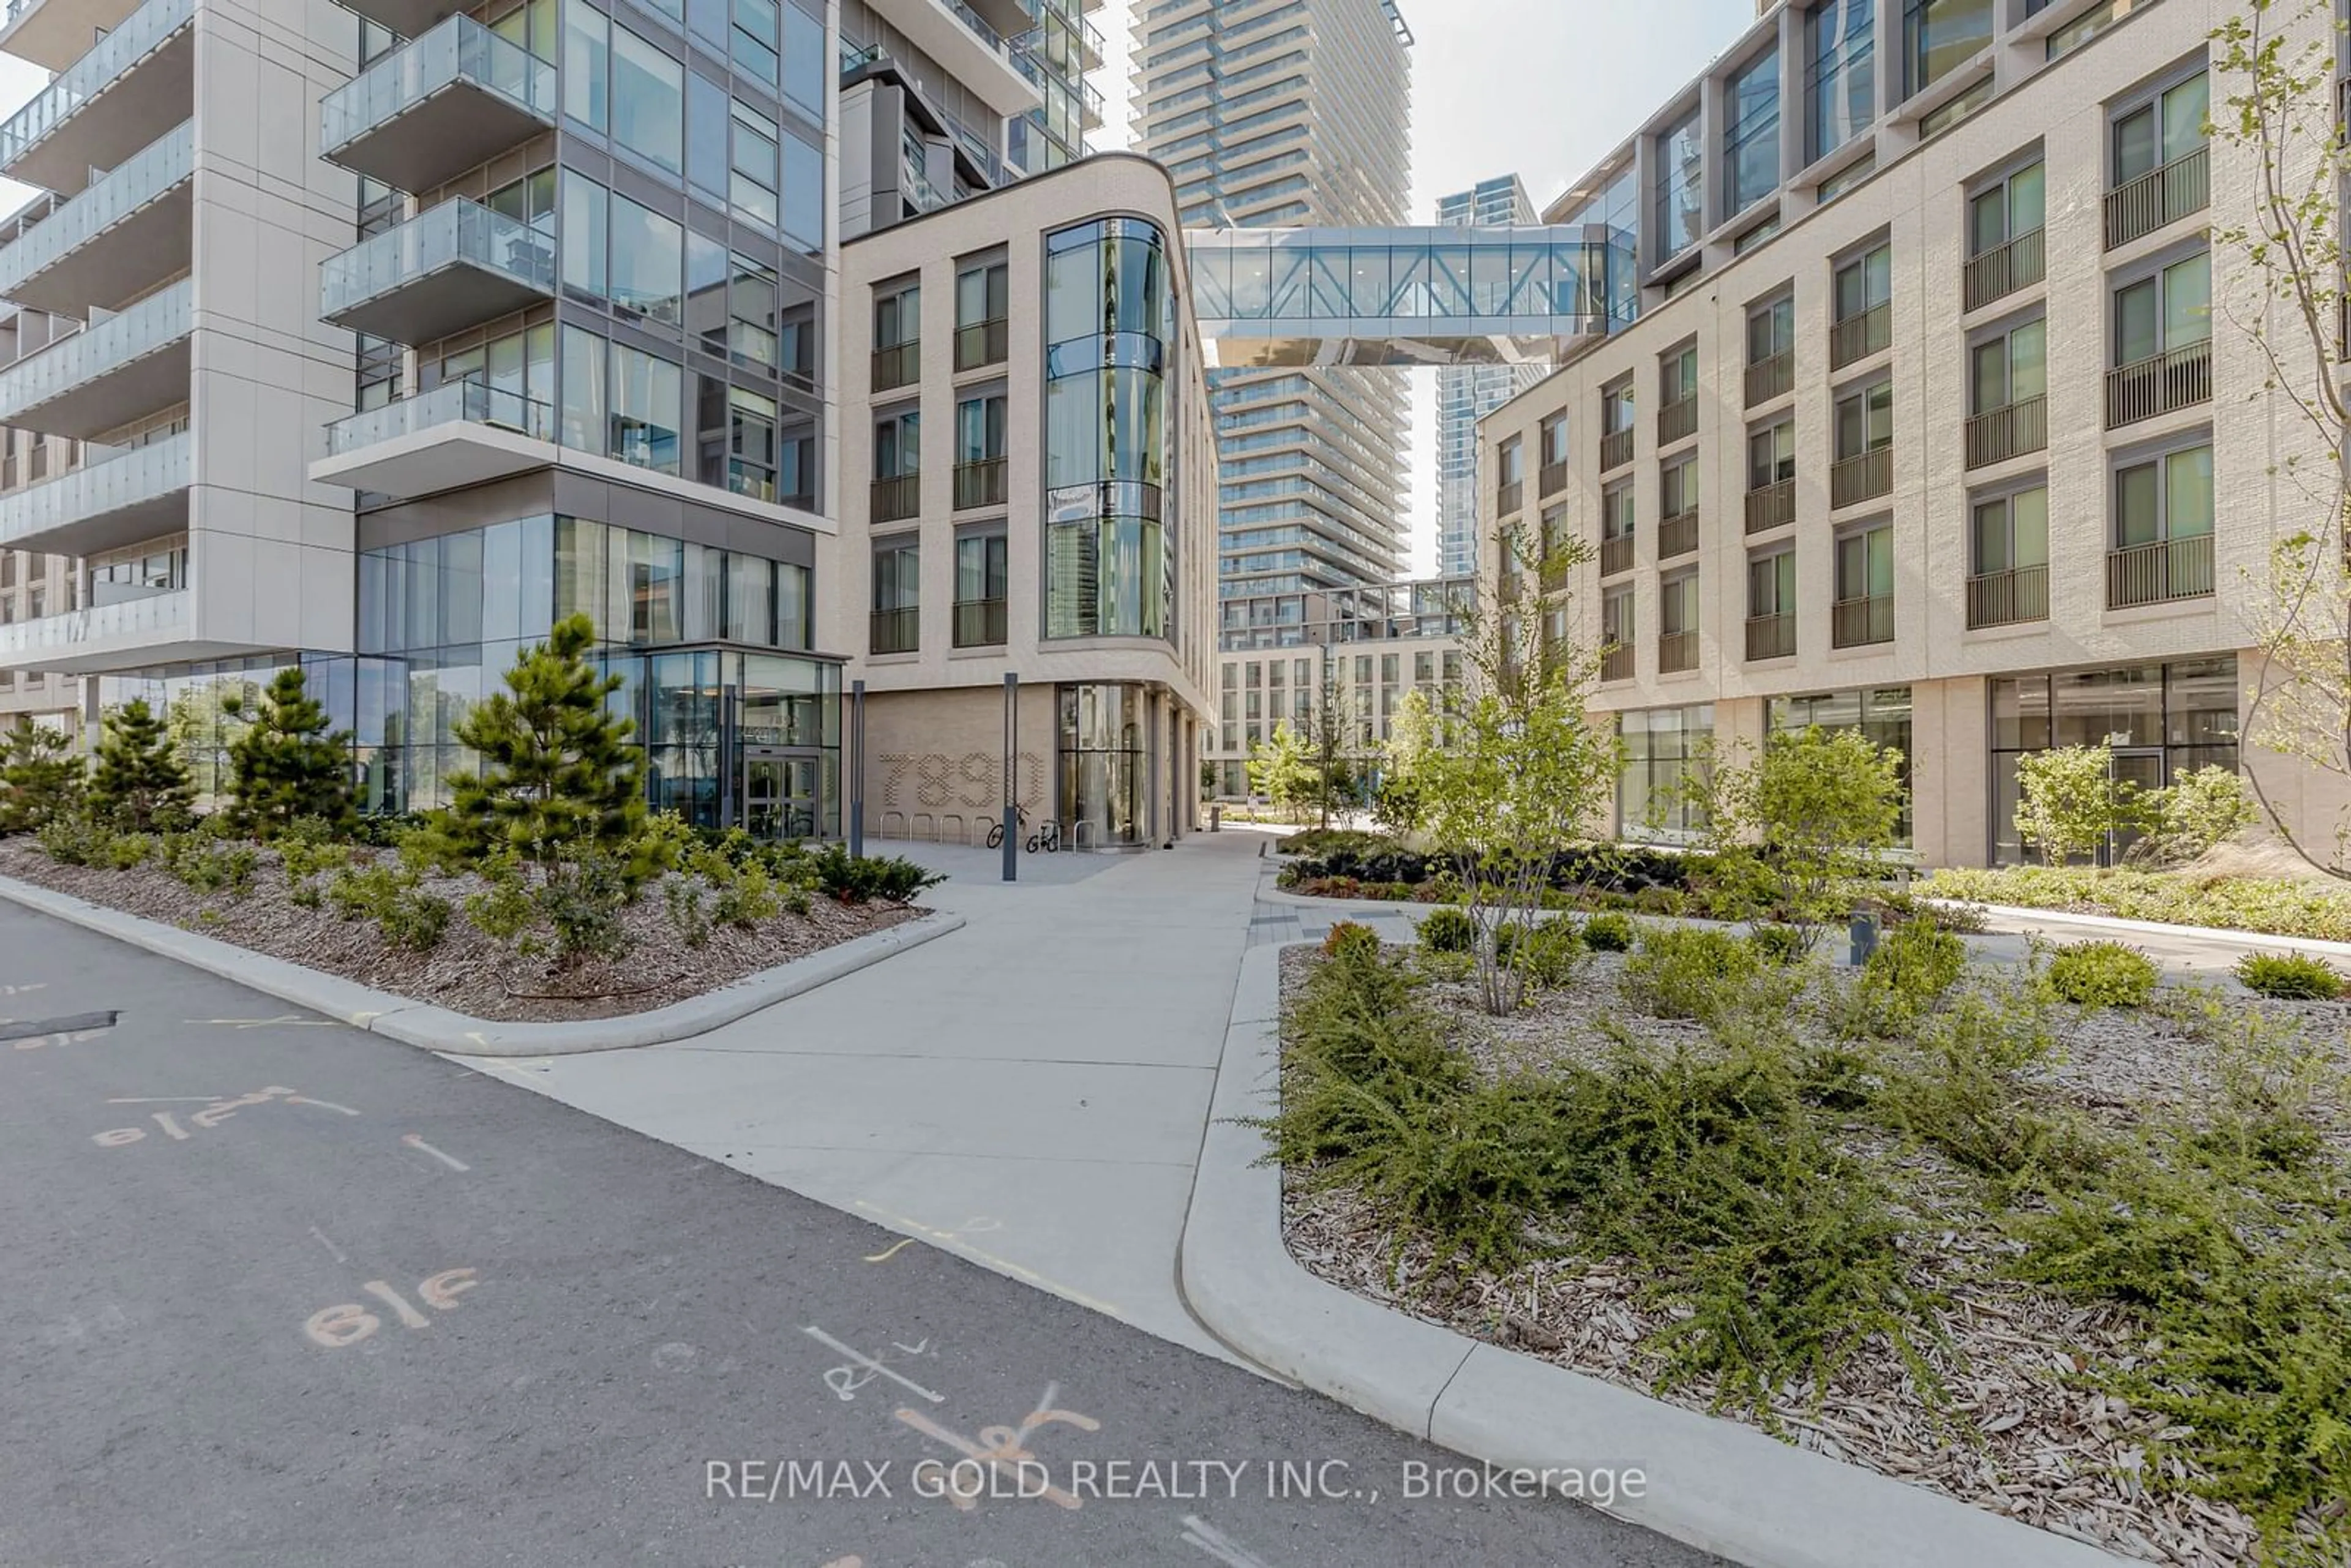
{"left": 849, "top": 679, "right": 866, "bottom": 858}
{"left": 1002, "top": 673, "right": 1019, "bottom": 883}
{"left": 1849, "top": 909, "right": 1880, "bottom": 967}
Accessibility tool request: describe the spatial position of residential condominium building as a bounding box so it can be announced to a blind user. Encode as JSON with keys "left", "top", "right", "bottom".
{"left": 1433, "top": 174, "right": 1546, "bottom": 580}
{"left": 1131, "top": 0, "right": 1414, "bottom": 606}
{"left": 1480, "top": 0, "right": 2347, "bottom": 869}
{"left": 0, "top": 0, "right": 1210, "bottom": 850}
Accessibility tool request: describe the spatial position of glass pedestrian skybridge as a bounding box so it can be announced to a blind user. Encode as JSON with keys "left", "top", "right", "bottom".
{"left": 1184, "top": 224, "right": 1637, "bottom": 369}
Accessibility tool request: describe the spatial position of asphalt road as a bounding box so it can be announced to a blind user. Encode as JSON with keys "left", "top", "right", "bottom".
{"left": 0, "top": 901, "right": 1721, "bottom": 1568}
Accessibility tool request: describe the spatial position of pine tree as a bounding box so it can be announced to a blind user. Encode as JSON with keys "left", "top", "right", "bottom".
{"left": 225, "top": 667, "right": 354, "bottom": 838}
{"left": 424, "top": 614, "right": 651, "bottom": 881}
{"left": 89, "top": 699, "right": 193, "bottom": 832}
{"left": 0, "top": 716, "right": 83, "bottom": 833}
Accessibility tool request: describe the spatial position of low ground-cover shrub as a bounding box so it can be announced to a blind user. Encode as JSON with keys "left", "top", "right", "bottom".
{"left": 1496, "top": 918, "right": 1581, "bottom": 989}
{"left": 1921, "top": 865, "right": 2351, "bottom": 943}
{"left": 809, "top": 844, "right": 943, "bottom": 906}
{"left": 1417, "top": 904, "right": 1474, "bottom": 955}
{"left": 1322, "top": 921, "right": 1381, "bottom": 961}
{"left": 1623, "top": 927, "right": 1762, "bottom": 1024}
{"left": 1829, "top": 918, "right": 1968, "bottom": 1039}
{"left": 2234, "top": 951, "right": 2345, "bottom": 1002}
{"left": 2044, "top": 940, "right": 2159, "bottom": 1010}
{"left": 1580, "top": 912, "right": 1635, "bottom": 952}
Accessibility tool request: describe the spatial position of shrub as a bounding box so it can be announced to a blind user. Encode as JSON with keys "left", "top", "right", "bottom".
{"left": 1417, "top": 904, "right": 1475, "bottom": 955}
{"left": 36, "top": 814, "right": 116, "bottom": 866}
{"left": 1580, "top": 911, "right": 1635, "bottom": 952}
{"left": 1622, "top": 927, "right": 1761, "bottom": 1023}
{"left": 664, "top": 876, "right": 714, "bottom": 949}
{"left": 2044, "top": 940, "right": 2160, "bottom": 1010}
{"left": 378, "top": 889, "right": 452, "bottom": 952}
{"left": 535, "top": 850, "right": 635, "bottom": 967}
{"left": 1881, "top": 980, "right": 2082, "bottom": 1182}
{"left": 0, "top": 716, "right": 83, "bottom": 834}
{"left": 1746, "top": 924, "right": 1805, "bottom": 966}
{"left": 1847, "top": 917, "right": 1968, "bottom": 1035}
{"left": 811, "top": 844, "right": 943, "bottom": 906}
{"left": 1918, "top": 864, "right": 2351, "bottom": 943}
{"left": 2014, "top": 744, "right": 2139, "bottom": 866}
{"left": 2136, "top": 765, "right": 2257, "bottom": 865}
{"left": 1322, "top": 921, "right": 1381, "bottom": 961}
{"left": 2235, "top": 951, "right": 2345, "bottom": 1001}
{"left": 1496, "top": 918, "right": 1581, "bottom": 989}
{"left": 102, "top": 833, "right": 156, "bottom": 871}
{"left": 162, "top": 833, "right": 258, "bottom": 898}
{"left": 326, "top": 861, "right": 410, "bottom": 921}
{"left": 463, "top": 852, "right": 538, "bottom": 945}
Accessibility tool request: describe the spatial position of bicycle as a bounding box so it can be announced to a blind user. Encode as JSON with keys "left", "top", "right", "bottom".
{"left": 984, "top": 808, "right": 1060, "bottom": 853}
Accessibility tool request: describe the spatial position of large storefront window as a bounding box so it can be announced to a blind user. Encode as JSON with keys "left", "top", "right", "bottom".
{"left": 1043, "top": 218, "right": 1176, "bottom": 642}
{"left": 1768, "top": 686, "right": 1913, "bottom": 843}
{"left": 1059, "top": 682, "right": 1149, "bottom": 847}
{"left": 1989, "top": 658, "right": 2238, "bottom": 863}
{"left": 1619, "top": 703, "right": 1714, "bottom": 841}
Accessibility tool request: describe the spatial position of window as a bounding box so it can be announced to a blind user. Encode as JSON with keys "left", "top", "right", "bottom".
{"left": 731, "top": 101, "right": 780, "bottom": 230}
{"left": 1654, "top": 107, "right": 1704, "bottom": 261}
{"left": 1903, "top": 0, "right": 1993, "bottom": 99}
{"left": 1540, "top": 413, "right": 1569, "bottom": 469}
{"left": 1972, "top": 486, "right": 2049, "bottom": 575}
{"left": 2115, "top": 445, "right": 2214, "bottom": 547}
{"left": 1971, "top": 318, "right": 2045, "bottom": 414}
{"left": 1836, "top": 522, "right": 1893, "bottom": 604}
{"left": 560, "top": 324, "right": 604, "bottom": 452}
{"left": 559, "top": 168, "right": 607, "bottom": 301}
{"left": 1496, "top": 435, "right": 1523, "bottom": 503}
{"left": 1747, "top": 293, "right": 1793, "bottom": 365}
{"left": 1834, "top": 244, "right": 1891, "bottom": 324}
{"left": 1726, "top": 49, "right": 1782, "bottom": 212}
{"left": 1602, "top": 380, "right": 1635, "bottom": 436}
{"left": 1602, "top": 583, "right": 1634, "bottom": 647}
{"left": 608, "top": 342, "right": 681, "bottom": 474}
{"left": 727, "top": 252, "right": 779, "bottom": 369}
{"left": 956, "top": 394, "right": 1005, "bottom": 465}
{"left": 781, "top": 127, "right": 821, "bottom": 252}
{"left": 1660, "top": 571, "right": 1699, "bottom": 639}
{"left": 1805, "top": 0, "right": 1874, "bottom": 164}
{"left": 562, "top": 1, "right": 609, "bottom": 130}
{"left": 1818, "top": 151, "right": 1875, "bottom": 202}
{"left": 954, "top": 530, "right": 1008, "bottom": 646}
{"left": 1662, "top": 452, "right": 1699, "bottom": 519}
{"left": 1734, "top": 215, "right": 1781, "bottom": 254}
{"left": 1619, "top": 704, "right": 1713, "bottom": 839}
{"left": 871, "top": 535, "right": 918, "bottom": 653}
{"left": 956, "top": 258, "right": 1008, "bottom": 367}
{"left": 1834, "top": 381, "right": 1892, "bottom": 462}
{"left": 607, "top": 192, "right": 682, "bottom": 323}
{"left": 1748, "top": 549, "right": 1795, "bottom": 620}
{"left": 1602, "top": 481, "right": 1635, "bottom": 542}
{"left": 610, "top": 26, "right": 683, "bottom": 175}
{"left": 874, "top": 408, "right": 920, "bottom": 479}
{"left": 876, "top": 282, "right": 920, "bottom": 350}
{"left": 2113, "top": 72, "right": 2207, "bottom": 185}
{"left": 2113, "top": 252, "right": 2210, "bottom": 367}
{"left": 1749, "top": 420, "right": 1795, "bottom": 487}
{"left": 687, "top": 74, "right": 728, "bottom": 202}
{"left": 732, "top": 0, "right": 779, "bottom": 86}
{"left": 1921, "top": 73, "right": 1993, "bottom": 138}
{"left": 1969, "top": 160, "right": 2044, "bottom": 258}
{"left": 1660, "top": 344, "right": 1697, "bottom": 406}
{"left": 484, "top": 165, "right": 557, "bottom": 231}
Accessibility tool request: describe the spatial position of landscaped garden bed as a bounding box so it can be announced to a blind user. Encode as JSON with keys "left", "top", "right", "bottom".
{"left": 1270, "top": 923, "right": 2351, "bottom": 1567}
{"left": 1921, "top": 862, "right": 2351, "bottom": 945}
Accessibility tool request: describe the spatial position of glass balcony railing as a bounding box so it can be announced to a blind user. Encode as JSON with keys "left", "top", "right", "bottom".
{"left": 0, "top": 585, "right": 186, "bottom": 659}
{"left": 319, "top": 199, "right": 555, "bottom": 322}
{"left": 321, "top": 16, "right": 555, "bottom": 164}
{"left": 0, "top": 0, "right": 193, "bottom": 170}
{"left": 0, "top": 429, "right": 189, "bottom": 550}
{"left": 0, "top": 277, "right": 189, "bottom": 423}
{"left": 326, "top": 378, "right": 553, "bottom": 455}
{"left": 0, "top": 121, "right": 190, "bottom": 300}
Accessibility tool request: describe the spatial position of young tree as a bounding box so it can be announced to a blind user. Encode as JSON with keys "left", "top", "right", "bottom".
{"left": 225, "top": 667, "right": 354, "bottom": 838}
{"left": 2136, "top": 763, "right": 2260, "bottom": 865}
{"left": 2015, "top": 743, "right": 2139, "bottom": 868}
{"left": 1303, "top": 664, "right": 1359, "bottom": 830}
{"left": 0, "top": 716, "right": 83, "bottom": 833}
{"left": 1246, "top": 722, "right": 1316, "bottom": 823}
{"left": 421, "top": 614, "right": 654, "bottom": 883}
{"left": 1373, "top": 687, "right": 1436, "bottom": 838}
{"left": 89, "top": 699, "right": 193, "bottom": 833}
{"left": 2210, "top": 2, "right": 2351, "bottom": 873}
{"left": 1677, "top": 726, "right": 1905, "bottom": 948}
{"left": 1417, "top": 527, "right": 1619, "bottom": 1015}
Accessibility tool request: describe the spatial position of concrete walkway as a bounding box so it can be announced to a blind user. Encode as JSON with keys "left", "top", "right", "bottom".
{"left": 449, "top": 831, "right": 1269, "bottom": 1362}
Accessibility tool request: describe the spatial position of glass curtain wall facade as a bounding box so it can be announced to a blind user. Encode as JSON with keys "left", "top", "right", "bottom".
{"left": 1619, "top": 703, "right": 1714, "bottom": 840}
{"left": 1433, "top": 175, "right": 1545, "bottom": 579}
{"left": 1768, "top": 686, "right": 1914, "bottom": 841}
{"left": 1059, "top": 681, "right": 1149, "bottom": 848}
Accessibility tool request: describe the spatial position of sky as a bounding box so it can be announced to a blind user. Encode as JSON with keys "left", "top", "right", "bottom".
{"left": 1094, "top": 0, "right": 1766, "bottom": 576}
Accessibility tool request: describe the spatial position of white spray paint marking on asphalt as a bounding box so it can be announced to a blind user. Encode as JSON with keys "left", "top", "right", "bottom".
{"left": 400, "top": 1134, "right": 469, "bottom": 1171}
{"left": 801, "top": 1325, "right": 945, "bottom": 1405}
{"left": 1181, "top": 1515, "right": 1277, "bottom": 1568}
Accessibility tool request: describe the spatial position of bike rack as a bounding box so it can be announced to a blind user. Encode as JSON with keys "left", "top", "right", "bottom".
{"left": 912, "top": 812, "right": 936, "bottom": 841}
{"left": 942, "top": 813, "right": 966, "bottom": 844}
{"left": 1072, "top": 819, "right": 1095, "bottom": 850}
{"left": 880, "top": 810, "right": 908, "bottom": 839}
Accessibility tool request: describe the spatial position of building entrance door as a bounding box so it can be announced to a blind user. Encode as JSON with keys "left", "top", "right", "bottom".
{"left": 2108, "top": 747, "right": 2166, "bottom": 865}
{"left": 744, "top": 749, "right": 823, "bottom": 841}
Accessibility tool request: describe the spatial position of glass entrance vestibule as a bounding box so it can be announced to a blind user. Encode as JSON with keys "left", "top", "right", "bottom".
{"left": 612, "top": 643, "right": 842, "bottom": 838}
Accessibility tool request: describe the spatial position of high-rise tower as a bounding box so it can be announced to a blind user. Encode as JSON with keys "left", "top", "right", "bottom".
{"left": 1433, "top": 174, "right": 1543, "bottom": 579}
{"left": 1131, "top": 0, "right": 1412, "bottom": 632}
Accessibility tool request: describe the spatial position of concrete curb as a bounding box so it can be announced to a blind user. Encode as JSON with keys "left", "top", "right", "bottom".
{"left": 1177, "top": 940, "right": 2131, "bottom": 1568}
{"left": 1928, "top": 897, "right": 2351, "bottom": 959}
{"left": 0, "top": 871, "right": 964, "bottom": 1056}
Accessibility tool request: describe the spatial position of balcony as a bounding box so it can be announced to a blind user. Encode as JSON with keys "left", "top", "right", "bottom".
{"left": 1744, "top": 349, "right": 1793, "bottom": 408}
{"left": 1496, "top": 477, "right": 1523, "bottom": 515}
{"left": 2104, "top": 145, "right": 2209, "bottom": 250}
{"left": 1966, "top": 563, "right": 2049, "bottom": 629}
{"left": 0, "top": 0, "right": 194, "bottom": 198}
{"left": 954, "top": 316, "right": 1007, "bottom": 370}
{"left": 1744, "top": 478, "right": 1794, "bottom": 533}
{"left": 0, "top": 586, "right": 187, "bottom": 675}
{"left": 953, "top": 457, "right": 1005, "bottom": 510}
{"left": 1659, "top": 509, "right": 1698, "bottom": 559}
{"left": 953, "top": 597, "right": 1007, "bottom": 648}
{"left": 322, "top": 17, "right": 557, "bottom": 196}
{"left": 870, "top": 606, "right": 920, "bottom": 655}
{"left": 2107, "top": 535, "right": 2215, "bottom": 609}
{"left": 1599, "top": 427, "right": 1635, "bottom": 472}
{"left": 1657, "top": 394, "right": 1697, "bottom": 446}
{"left": 872, "top": 473, "right": 921, "bottom": 523}
{"left": 0, "top": 121, "right": 189, "bottom": 317}
{"left": 1829, "top": 446, "right": 1892, "bottom": 509}
{"left": 1963, "top": 395, "right": 2047, "bottom": 470}
{"left": 1831, "top": 593, "right": 1895, "bottom": 648}
{"left": 319, "top": 199, "right": 555, "bottom": 346}
{"left": 2105, "top": 339, "right": 2212, "bottom": 428}
{"left": 1745, "top": 612, "right": 1795, "bottom": 661}
{"left": 0, "top": 429, "right": 187, "bottom": 558}
{"left": 1599, "top": 533, "right": 1634, "bottom": 577}
{"left": 0, "top": 278, "right": 189, "bottom": 439}
{"left": 1538, "top": 457, "right": 1569, "bottom": 497}
{"left": 1657, "top": 630, "right": 1698, "bottom": 674}
{"left": 1600, "top": 642, "right": 1634, "bottom": 682}
{"left": 327, "top": 0, "right": 472, "bottom": 48}
{"left": 0, "top": 0, "right": 150, "bottom": 72}
{"left": 872, "top": 340, "right": 920, "bottom": 393}
{"left": 864, "top": 0, "right": 1040, "bottom": 118}
{"left": 313, "top": 379, "right": 553, "bottom": 498}
{"left": 1963, "top": 227, "right": 2044, "bottom": 313}
{"left": 1829, "top": 303, "right": 1891, "bottom": 370}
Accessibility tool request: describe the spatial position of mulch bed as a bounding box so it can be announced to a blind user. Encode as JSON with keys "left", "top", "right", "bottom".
{"left": 1275, "top": 945, "right": 2351, "bottom": 1568}
{"left": 0, "top": 838, "right": 917, "bottom": 1024}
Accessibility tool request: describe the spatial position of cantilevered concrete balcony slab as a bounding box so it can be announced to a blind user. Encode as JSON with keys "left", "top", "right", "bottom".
{"left": 311, "top": 378, "right": 553, "bottom": 499}
{"left": 319, "top": 199, "right": 556, "bottom": 347}
{"left": 0, "top": 429, "right": 189, "bottom": 559}
{"left": 322, "top": 18, "right": 557, "bottom": 196}
{"left": 867, "top": 0, "right": 1039, "bottom": 118}
{"left": 0, "top": 279, "right": 190, "bottom": 440}
{"left": 0, "top": 0, "right": 148, "bottom": 73}
{"left": 0, "top": 122, "right": 191, "bottom": 317}
{"left": 1187, "top": 225, "right": 1637, "bottom": 369}
{"left": 0, "top": 0, "right": 195, "bottom": 198}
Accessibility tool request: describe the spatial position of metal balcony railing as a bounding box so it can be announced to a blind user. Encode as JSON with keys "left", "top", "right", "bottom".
{"left": 871, "top": 472, "right": 921, "bottom": 523}
{"left": 872, "top": 340, "right": 921, "bottom": 392}
{"left": 1496, "top": 477, "right": 1523, "bottom": 515}
{"left": 1599, "top": 533, "right": 1634, "bottom": 576}
{"left": 869, "top": 605, "right": 920, "bottom": 655}
{"left": 1657, "top": 394, "right": 1697, "bottom": 446}
{"left": 1538, "top": 457, "right": 1569, "bottom": 497}
{"left": 1657, "top": 629, "right": 1698, "bottom": 673}
{"left": 953, "top": 457, "right": 1005, "bottom": 510}
{"left": 2106, "top": 535, "right": 2215, "bottom": 609}
{"left": 1963, "top": 226, "right": 2045, "bottom": 312}
{"left": 1658, "top": 509, "right": 1698, "bottom": 558}
{"left": 1744, "top": 612, "right": 1795, "bottom": 661}
{"left": 1600, "top": 642, "right": 1635, "bottom": 681}
{"left": 2104, "top": 339, "right": 2211, "bottom": 427}
{"left": 1829, "top": 445, "right": 1892, "bottom": 509}
{"left": 1964, "top": 395, "right": 2048, "bottom": 468}
{"left": 1744, "top": 477, "right": 1794, "bottom": 533}
{"left": 1599, "top": 426, "right": 1635, "bottom": 471}
{"left": 954, "top": 317, "right": 1007, "bottom": 370}
{"left": 1744, "top": 348, "right": 1793, "bottom": 407}
{"left": 952, "top": 597, "right": 1007, "bottom": 648}
{"left": 1829, "top": 302, "right": 1890, "bottom": 370}
{"left": 2104, "top": 145, "right": 2209, "bottom": 249}
{"left": 1966, "top": 563, "right": 2049, "bottom": 628}
{"left": 1830, "top": 593, "right": 1895, "bottom": 648}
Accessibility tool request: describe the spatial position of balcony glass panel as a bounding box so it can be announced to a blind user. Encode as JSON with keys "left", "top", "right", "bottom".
{"left": 0, "top": 0, "right": 192, "bottom": 170}
{"left": 0, "top": 121, "right": 189, "bottom": 300}
{"left": 0, "top": 429, "right": 188, "bottom": 550}
{"left": 0, "top": 585, "right": 185, "bottom": 658}
{"left": 0, "top": 277, "right": 189, "bottom": 423}
{"left": 328, "top": 378, "right": 553, "bottom": 454}
{"left": 321, "top": 15, "right": 556, "bottom": 162}
{"left": 319, "top": 198, "right": 556, "bottom": 331}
